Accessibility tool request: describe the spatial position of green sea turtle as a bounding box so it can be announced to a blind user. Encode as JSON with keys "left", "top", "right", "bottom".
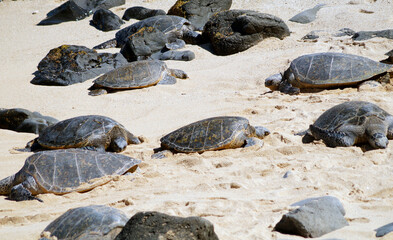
{"left": 28, "top": 115, "right": 142, "bottom": 152}
{"left": 152, "top": 116, "right": 270, "bottom": 158}
{"left": 41, "top": 205, "right": 128, "bottom": 240}
{"left": 88, "top": 60, "right": 188, "bottom": 96}
{"left": 265, "top": 52, "right": 392, "bottom": 95}
{"left": 300, "top": 101, "right": 393, "bottom": 149}
{"left": 0, "top": 149, "right": 141, "bottom": 202}
{"left": 93, "top": 15, "right": 202, "bottom": 49}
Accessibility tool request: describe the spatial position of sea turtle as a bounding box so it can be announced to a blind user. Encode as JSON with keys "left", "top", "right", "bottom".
{"left": 265, "top": 52, "right": 392, "bottom": 95}
{"left": 93, "top": 15, "right": 202, "bottom": 49}
{"left": 0, "top": 108, "right": 58, "bottom": 134}
{"left": 41, "top": 205, "right": 128, "bottom": 240}
{"left": 300, "top": 101, "right": 393, "bottom": 149}
{"left": 28, "top": 115, "right": 142, "bottom": 152}
{"left": 383, "top": 49, "right": 393, "bottom": 63}
{"left": 0, "top": 149, "right": 141, "bottom": 202}
{"left": 152, "top": 116, "right": 270, "bottom": 158}
{"left": 88, "top": 60, "right": 188, "bottom": 96}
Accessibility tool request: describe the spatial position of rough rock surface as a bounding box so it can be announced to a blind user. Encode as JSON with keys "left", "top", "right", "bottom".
{"left": 31, "top": 45, "right": 127, "bottom": 86}
{"left": 122, "top": 6, "right": 165, "bottom": 21}
{"left": 115, "top": 211, "right": 219, "bottom": 240}
{"left": 0, "top": 108, "right": 58, "bottom": 134}
{"left": 168, "top": 0, "right": 232, "bottom": 30}
{"left": 90, "top": 8, "right": 124, "bottom": 32}
{"left": 202, "top": 10, "right": 290, "bottom": 56}
{"left": 38, "top": 0, "right": 125, "bottom": 25}
{"left": 274, "top": 196, "right": 349, "bottom": 238}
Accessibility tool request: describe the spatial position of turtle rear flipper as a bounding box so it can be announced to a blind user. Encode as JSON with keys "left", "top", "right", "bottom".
{"left": 169, "top": 69, "right": 188, "bottom": 79}
{"left": 309, "top": 125, "right": 356, "bottom": 147}
{"left": 9, "top": 184, "right": 42, "bottom": 202}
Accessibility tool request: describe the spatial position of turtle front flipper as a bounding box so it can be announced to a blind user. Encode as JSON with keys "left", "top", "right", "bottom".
{"left": 8, "top": 176, "right": 42, "bottom": 202}
{"left": 279, "top": 80, "right": 300, "bottom": 95}
{"left": 158, "top": 75, "right": 177, "bottom": 85}
{"left": 309, "top": 125, "right": 356, "bottom": 147}
{"left": 244, "top": 137, "right": 264, "bottom": 148}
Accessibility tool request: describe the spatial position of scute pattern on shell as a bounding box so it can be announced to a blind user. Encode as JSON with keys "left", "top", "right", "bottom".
{"left": 160, "top": 116, "right": 251, "bottom": 153}
{"left": 43, "top": 205, "right": 128, "bottom": 239}
{"left": 23, "top": 149, "right": 140, "bottom": 193}
{"left": 37, "top": 115, "right": 124, "bottom": 148}
{"left": 92, "top": 60, "right": 167, "bottom": 89}
{"left": 289, "top": 52, "right": 392, "bottom": 87}
{"left": 313, "top": 101, "right": 391, "bottom": 131}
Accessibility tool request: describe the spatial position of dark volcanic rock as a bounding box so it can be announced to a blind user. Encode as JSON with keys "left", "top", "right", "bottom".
{"left": 90, "top": 8, "right": 124, "bottom": 31}
{"left": 375, "top": 222, "right": 393, "bottom": 237}
{"left": 120, "top": 27, "right": 195, "bottom": 62}
{"left": 94, "top": 15, "right": 202, "bottom": 49}
{"left": 115, "top": 211, "right": 219, "bottom": 240}
{"left": 289, "top": 4, "right": 325, "bottom": 24}
{"left": 122, "top": 6, "right": 166, "bottom": 21}
{"left": 352, "top": 29, "right": 393, "bottom": 41}
{"left": 202, "top": 10, "right": 290, "bottom": 56}
{"left": 32, "top": 45, "right": 127, "bottom": 86}
{"left": 0, "top": 108, "right": 58, "bottom": 134}
{"left": 168, "top": 0, "right": 232, "bottom": 30}
{"left": 120, "top": 27, "right": 168, "bottom": 62}
{"left": 38, "top": 0, "right": 125, "bottom": 25}
{"left": 274, "top": 196, "right": 348, "bottom": 238}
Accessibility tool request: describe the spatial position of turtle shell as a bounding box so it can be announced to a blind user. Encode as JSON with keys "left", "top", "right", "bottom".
{"left": 37, "top": 115, "right": 131, "bottom": 149}
{"left": 312, "top": 101, "right": 391, "bottom": 131}
{"left": 43, "top": 205, "right": 128, "bottom": 240}
{"left": 19, "top": 149, "right": 140, "bottom": 194}
{"left": 160, "top": 116, "right": 254, "bottom": 153}
{"left": 115, "top": 15, "right": 193, "bottom": 46}
{"left": 287, "top": 52, "right": 392, "bottom": 88}
{"left": 91, "top": 60, "right": 167, "bottom": 89}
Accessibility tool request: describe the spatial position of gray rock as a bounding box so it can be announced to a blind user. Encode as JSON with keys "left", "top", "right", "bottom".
{"left": 90, "top": 8, "right": 124, "bottom": 32}
{"left": 202, "top": 10, "right": 290, "bottom": 56}
{"left": 31, "top": 45, "right": 127, "bottom": 86}
{"left": 168, "top": 0, "right": 232, "bottom": 30}
{"left": 274, "top": 196, "right": 349, "bottom": 238}
{"left": 115, "top": 211, "right": 219, "bottom": 240}
{"left": 289, "top": 4, "right": 326, "bottom": 24}
{"left": 122, "top": 6, "right": 165, "bottom": 21}
{"left": 120, "top": 27, "right": 195, "bottom": 62}
{"left": 352, "top": 29, "right": 393, "bottom": 41}
{"left": 375, "top": 222, "right": 393, "bottom": 237}
{"left": 38, "top": 0, "right": 125, "bottom": 25}
{"left": 0, "top": 108, "right": 58, "bottom": 134}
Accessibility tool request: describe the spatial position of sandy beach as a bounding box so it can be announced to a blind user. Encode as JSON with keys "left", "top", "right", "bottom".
{"left": 0, "top": 0, "right": 393, "bottom": 239}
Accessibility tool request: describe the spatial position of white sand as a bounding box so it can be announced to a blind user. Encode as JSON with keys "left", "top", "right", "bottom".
{"left": 0, "top": 0, "right": 393, "bottom": 239}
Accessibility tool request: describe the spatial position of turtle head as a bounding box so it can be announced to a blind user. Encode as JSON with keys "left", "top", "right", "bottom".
{"left": 254, "top": 126, "right": 270, "bottom": 139}
{"left": 265, "top": 73, "right": 283, "bottom": 91}
{"left": 369, "top": 132, "right": 389, "bottom": 149}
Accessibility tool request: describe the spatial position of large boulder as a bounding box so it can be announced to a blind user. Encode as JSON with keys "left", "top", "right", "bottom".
{"left": 274, "top": 196, "right": 349, "bottom": 238}
{"left": 122, "top": 6, "right": 166, "bottom": 21}
{"left": 120, "top": 27, "right": 195, "bottom": 62}
{"left": 115, "top": 211, "right": 219, "bottom": 240}
{"left": 202, "top": 10, "right": 290, "bottom": 56}
{"left": 38, "top": 0, "right": 125, "bottom": 25}
{"left": 0, "top": 108, "right": 58, "bottom": 134}
{"left": 90, "top": 8, "right": 124, "bottom": 32}
{"left": 168, "top": 0, "right": 232, "bottom": 30}
{"left": 31, "top": 45, "right": 127, "bottom": 86}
